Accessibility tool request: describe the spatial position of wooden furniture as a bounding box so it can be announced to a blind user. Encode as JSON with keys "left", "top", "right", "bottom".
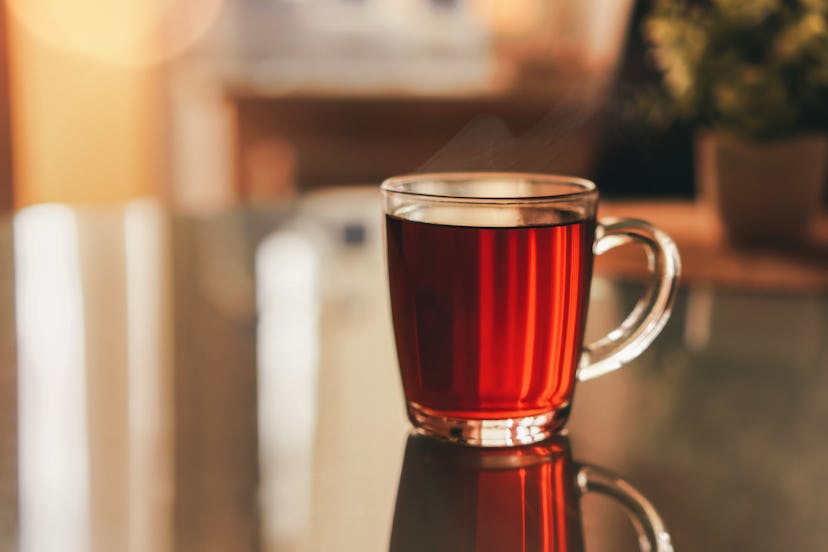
{"left": 229, "top": 90, "right": 604, "bottom": 198}
{"left": 597, "top": 201, "right": 828, "bottom": 291}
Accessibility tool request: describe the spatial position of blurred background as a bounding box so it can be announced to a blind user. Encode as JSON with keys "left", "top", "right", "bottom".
{"left": 1, "top": 0, "right": 827, "bottom": 551}
{"left": 0, "top": 0, "right": 696, "bottom": 213}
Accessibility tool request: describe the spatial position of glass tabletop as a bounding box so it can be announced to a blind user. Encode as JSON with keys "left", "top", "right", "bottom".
{"left": 1, "top": 189, "right": 826, "bottom": 551}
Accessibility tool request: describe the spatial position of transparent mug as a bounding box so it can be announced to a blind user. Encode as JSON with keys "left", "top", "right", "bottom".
{"left": 382, "top": 173, "right": 680, "bottom": 446}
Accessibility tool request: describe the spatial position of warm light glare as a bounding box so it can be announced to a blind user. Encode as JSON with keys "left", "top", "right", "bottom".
{"left": 471, "top": 0, "right": 545, "bottom": 36}
{"left": 8, "top": 2, "right": 166, "bottom": 206}
{"left": 7, "top": 0, "right": 225, "bottom": 65}
{"left": 14, "top": 204, "right": 90, "bottom": 552}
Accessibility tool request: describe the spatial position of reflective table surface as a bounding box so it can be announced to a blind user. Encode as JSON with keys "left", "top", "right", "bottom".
{"left": 1, "top": 189, "right": 827, "bottom": 551}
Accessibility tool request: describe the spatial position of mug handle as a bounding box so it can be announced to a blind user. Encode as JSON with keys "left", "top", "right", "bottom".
{"left": 578, "top": 218, "right": 681, "bottom": 381}
{"left": 576, "top": 463, "right": 674, "bottom": 552}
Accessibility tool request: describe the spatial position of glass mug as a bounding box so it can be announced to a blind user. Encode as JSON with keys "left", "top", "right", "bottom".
{"left": 382, "top": 173, "right": 680, "bottom": 446}
{"left": 390, "top": 434, "right": 673, "bottom": 552}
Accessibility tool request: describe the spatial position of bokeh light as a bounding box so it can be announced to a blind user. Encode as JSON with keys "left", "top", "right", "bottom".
{"left": 7, "top": 0, "right": 225, "bottom": 65}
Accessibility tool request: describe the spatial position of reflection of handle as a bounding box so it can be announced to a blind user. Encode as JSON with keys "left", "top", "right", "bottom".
{"left": 577, "top": 463, "right": 674, "bottom": 552}
{"left": 578, "top": 218, "right": 681, "bottom": 381}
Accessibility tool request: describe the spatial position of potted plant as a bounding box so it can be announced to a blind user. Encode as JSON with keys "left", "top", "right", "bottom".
{"left": 642, "top": 0, "right": 828, "bottom": 245}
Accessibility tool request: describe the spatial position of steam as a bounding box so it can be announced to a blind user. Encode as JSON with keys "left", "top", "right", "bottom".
{"left": 417, "top": 86, "right": 605, "bottom": 176}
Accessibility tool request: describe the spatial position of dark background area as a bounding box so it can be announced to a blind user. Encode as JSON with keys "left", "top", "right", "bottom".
{"left": 592, "top": 0, "right": 695, "bottom": 198}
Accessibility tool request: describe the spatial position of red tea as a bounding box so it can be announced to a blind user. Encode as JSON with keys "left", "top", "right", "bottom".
{"left": 386, "top": 215, "right": 595, "bottom": 419}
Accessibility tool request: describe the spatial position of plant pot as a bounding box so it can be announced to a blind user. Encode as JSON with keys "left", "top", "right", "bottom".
{"left": 695, "top": 131, "right": 828, "bottom": 246}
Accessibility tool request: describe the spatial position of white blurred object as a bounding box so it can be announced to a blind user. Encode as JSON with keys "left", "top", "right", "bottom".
{"left": 295, "top": 186, "right": 384, "bottom": 306}
{"left": 224, "top": 0, "right": 496, "bottom": 94}
{"left": 15, "top": 201, "right": 174, "bottom": 552}
{"left": 256, "top": 231, "right": 320, "bottom": 551}
{"left": 15, "top": 205, "right": 90, "bottom": 552}
{"left": 296, "top": 186, "right": 407, "bottom": 551}
{"left": 123, "top": 201, "right": 174, "bottom": 552}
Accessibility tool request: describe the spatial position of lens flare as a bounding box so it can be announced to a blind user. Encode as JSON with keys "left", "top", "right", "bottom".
{"left": 7, "top": 0, "right": 225, "bottom": 65}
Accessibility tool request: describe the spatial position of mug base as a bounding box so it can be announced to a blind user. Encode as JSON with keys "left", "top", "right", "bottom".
{"left": 407, "top": 402, "right": 570, "bottom": 447}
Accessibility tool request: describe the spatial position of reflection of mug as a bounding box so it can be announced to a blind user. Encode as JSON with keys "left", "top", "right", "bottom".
{"left": 382, "top": 173, "right": 680, "bottom": 446}
{"left": 390, "top": 434, "right": 673, "bottom": 552}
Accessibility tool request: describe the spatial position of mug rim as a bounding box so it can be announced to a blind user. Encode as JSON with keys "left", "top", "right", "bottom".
{"left": 381, "top": 172, "right": 598, "bottom": 204}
